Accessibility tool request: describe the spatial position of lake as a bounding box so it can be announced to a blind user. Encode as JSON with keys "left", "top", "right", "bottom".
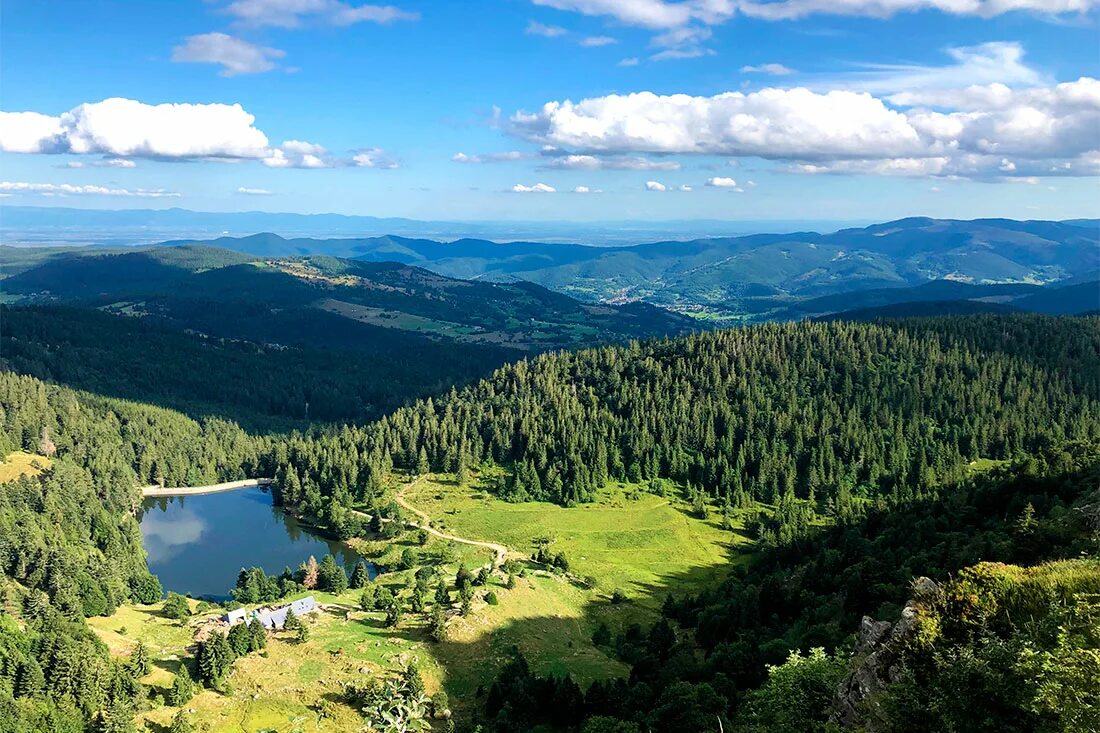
{"left": 139, "top": 486, "right": 372, "bottom": 599}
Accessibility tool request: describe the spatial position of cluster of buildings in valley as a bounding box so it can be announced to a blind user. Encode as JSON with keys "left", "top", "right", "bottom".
{"left": 222, "top": 595, "right": 317, "bottom": 630}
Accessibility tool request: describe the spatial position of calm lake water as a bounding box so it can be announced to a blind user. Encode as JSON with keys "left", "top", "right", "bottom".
{"left": 139, "top": 486, "right": 371, "bottom": 599}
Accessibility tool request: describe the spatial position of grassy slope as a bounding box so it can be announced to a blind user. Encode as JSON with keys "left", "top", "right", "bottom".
{"left": 0, "top": 451, "right": 52, "bottom": 482}
{"left": 404, "top": 472, "right": 746, "bottom": 608}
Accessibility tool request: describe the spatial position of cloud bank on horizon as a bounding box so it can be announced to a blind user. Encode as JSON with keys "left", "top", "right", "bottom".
{"left": 0, "top": 0, "right": 1096, "bottom": 220}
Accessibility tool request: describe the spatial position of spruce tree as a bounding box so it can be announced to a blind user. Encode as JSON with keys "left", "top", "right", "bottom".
{"left": 435, "top": 579, "right": 450, "bottom": 607}
{"left": 97, "top": 698, "right": 135, "bottom": 733}
{"left": 129, "top": 642, "right": 151, "bottom": 677}
{"left": 169, "top": 710, "right": 194, "bottom": 733}
{"left": 429, "top": 606, "right": 447, "bottom": 642}
{"left": 318, "top": 554, "right": 348, "bottom": 594}
{"left": 349, "top": 560, "right": 370, "bottom": 589}
{"left": 248, "top": 618, "right": 267, "bottom": 651}
{"left": 170, "top": 667, "right": 194, "bottom": 706}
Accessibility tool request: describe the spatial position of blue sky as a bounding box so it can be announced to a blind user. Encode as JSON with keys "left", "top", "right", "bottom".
{"left": 1, "top": 0, "right": 1098, "bottom": 222}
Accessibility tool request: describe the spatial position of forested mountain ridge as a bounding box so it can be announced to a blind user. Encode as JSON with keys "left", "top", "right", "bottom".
{"left": 133, "top": 217, "right": 1099, "bottom": 315}
{"left": 6, "top": 217, "right": 1096, "bottom": 327}
{"left": 318, "top": 314, "right": 1099, "bottom": 510}
{"left": 0, "top": 305, "right": 512, "bottom": 426}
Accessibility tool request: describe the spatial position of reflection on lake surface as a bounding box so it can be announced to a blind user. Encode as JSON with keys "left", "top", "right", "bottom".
{"left": 139, "top": 486, "right": 370, "bottom": 599}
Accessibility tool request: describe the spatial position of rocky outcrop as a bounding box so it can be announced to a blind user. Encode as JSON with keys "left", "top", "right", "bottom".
{"left": 831, "top": 577, "right": 940, "bottom": 730}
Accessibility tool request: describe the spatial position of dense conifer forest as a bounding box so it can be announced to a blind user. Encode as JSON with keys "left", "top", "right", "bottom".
{"left": 0, "top": 305, "right": 516, "bottom": 426}
{"left": 273, "top": 314, "right": 1099, "bottom": 529}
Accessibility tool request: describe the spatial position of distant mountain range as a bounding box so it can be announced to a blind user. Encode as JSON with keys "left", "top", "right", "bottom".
{"left": 150, "top": 217, "right": 1099, "bottom": 317}
{"left": 2, "top": 217, "right": 1096, "bottom": 328}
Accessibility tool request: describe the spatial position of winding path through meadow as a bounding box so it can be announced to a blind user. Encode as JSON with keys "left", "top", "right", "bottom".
{"left": 393, "top": 476, "right": 510, "bottom": 568}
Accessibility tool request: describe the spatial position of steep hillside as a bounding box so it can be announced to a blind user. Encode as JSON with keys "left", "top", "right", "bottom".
{"left": 263, "top": 314, "right": 1099, "bottom": 527}
{"left": 0, "top": 306, "right": 513, "bottom": 426}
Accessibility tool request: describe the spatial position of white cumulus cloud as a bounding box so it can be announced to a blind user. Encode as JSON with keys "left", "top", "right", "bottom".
{"left": 280, "top": 139, "right": 328, "bottom": 155}
{"left": 0, "top": 98, "right": 388, "bottom": 171}
{"left": 526, "top": 20, "right": 568, "bottom": 36}
{"left": 352, "top": 148, "right": 398, "bottom": 168}
{"left": 644, "top": 180, "right": 668, "bottom": 191}
{"left": 706, "top": 176, "right": 738, "bottom": 187}
{"left": 509, "top": 75, "right": 1100, "bottom": 180}
{"left": 171, "top": 33, "right": 285, "bottom": 76}
{"left": 512, "top": 88, "right": 925, "bottom": 159}
{"left": 64, "top": 158, "right": 138, "bottom": 168}
{"left": 581, "top": 35, "right": 618, "bottom": 46}
{"left": 531, "top": 0, "right": 1097, "bottom": 29}
{"left": 452, "top": 151, "right": 531, "bottom": 163}
{"left": 237, "top": 186, "right": 273, "bottom": 195}
{"left": 0, "top": 98, "right": 272, "bottom": 159}
{"left": 651, "top": 47, "right": 715, "bottom": 62}
{"left": 512, "top": 182, "right": 557, "bottom": 192}
{"left": 531, "top": 0, "right": 719, "bottom": 29}
{"left": 542, "top": 154, "right": 680, "bottom": 170}
{"left": 0, "top": 112, "right": 64, "bottom": 153}
{"left": 828, "top": 42, "right": 1043, "bottom": 96}
{"left": 736, "top": 0, "right": 1099, "bottom": 21}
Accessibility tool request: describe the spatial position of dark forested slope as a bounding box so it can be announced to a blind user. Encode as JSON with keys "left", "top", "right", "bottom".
{"left": 0, "top": 369, "right": 253, "bottom": 730}
{"left": 0, "top": 305, "right": 512, "bottom": 426}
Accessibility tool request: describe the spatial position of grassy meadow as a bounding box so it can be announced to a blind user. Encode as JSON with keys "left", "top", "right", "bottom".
{"left": 403, "top": 471, "right": 748, "bottom": 608}
{"left": 0, "top": 450, "right": 52, "bottom": 483}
